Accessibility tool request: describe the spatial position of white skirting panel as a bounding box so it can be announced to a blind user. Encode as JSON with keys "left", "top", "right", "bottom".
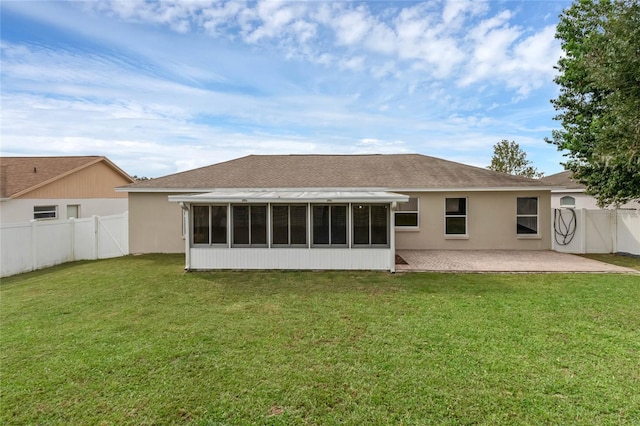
{"left": 189, "top": 248, "right": 393, "bottom": 271}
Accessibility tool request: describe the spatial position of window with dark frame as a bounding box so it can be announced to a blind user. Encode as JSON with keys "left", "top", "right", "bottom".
{"left": 272, "top": 204, "right": 307, "bottom": 246}
{"left": 233, "top": 204, "right": 267, "bottom": 246}
{"left": 312, "top": 205, "right": 347, "bottom": 246}
{"left": 33, "top": 205, "right": 57, "bottom": 220}
{"left": 211, "top": 206, "right": 228, "bottom": 244}
{"left": 445, "top": 197, "right": 467, "bottom": 235}
{"left": 192, "top": 205, "right": 227, "bottom": 245}
{"left": 517, "top": 197, "right": 538, "bottom": 235}
{"left": 193, "top": 205, "right": 209, "bottom": 244}
{"left": 395, "top": 197, "right": 418, "bottom": 227}
{"left": 190, "top": 202, "right": 394, "bottom": 249}
{"left": 353, "top": 204, "right": 389, "bottom": 246}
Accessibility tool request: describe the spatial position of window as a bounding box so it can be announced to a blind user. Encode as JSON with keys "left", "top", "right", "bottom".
{"left": 353, "top": 204, "right": 389, "bottom": 246}
{"left": 211, "top": 206, "right": 228, "bottom": 244}
{"left": 395, "top": 197, "right": 419, "bottom": 227}
{"left": 66, "top": 204, "right": 79, "bottom": 219}
{"left": 193, "top": 205, "right": 209, "bottom": 244}
{"left": 233, "top": 205, "right": 267, "bottom": 246}
{"left": 272, "top": 205, "right": 307, "bottom": 246}
{"left": 192, "top": 205, "right": 227, "bottom": 245}
{"left": 312, "top": 205, "right": 347, "bottom": 246}
{"left": 560, "top": 196, "right": 575, "bottom": 207}
{"left": 517, "top": 197, "right": 538, "bottom": 235}
{"left": 34, "top": 205, "right": 57, "bottom": 220}
{"left": 445, "top": 198, "right": 467, "bottom": 235}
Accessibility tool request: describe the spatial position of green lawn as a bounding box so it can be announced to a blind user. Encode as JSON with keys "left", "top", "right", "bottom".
{"left": 582, "top": 253, "right": 640, "bottom": 271}
{"left": 2, "top": 255, "right": 639, "bottom": 425}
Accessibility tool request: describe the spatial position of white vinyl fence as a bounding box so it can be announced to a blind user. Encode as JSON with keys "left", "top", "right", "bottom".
{"left": 553, "top": 208, "right": 640, "bottom": 255}
{"left": 1, "top": 212, "right": 128, "bottom": 278}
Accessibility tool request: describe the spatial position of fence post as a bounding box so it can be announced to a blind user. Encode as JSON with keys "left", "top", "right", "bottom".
{"left": 612, "top": 210, "right": 618, "bottom": 254}
{"left": 70, "top": 217, "right": 76, "bottom": 261}
{"left": 93, "top": 215, "right": 99, "bottom": 260}
{"left": 123, "top": 211, "right": 129, "bottom": 255}
{"left": 30, "top": 220, "right": 37, "bottom": 272}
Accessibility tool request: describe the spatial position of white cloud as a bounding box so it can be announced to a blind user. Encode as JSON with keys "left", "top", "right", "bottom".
{"left": 78, "top": 1, "right": 561, "bottom": 95}
{"left": 1, "top": 0, "right": 570, "bottom": 177}
{"left": 459, "top": 10, "right": 561, "bottom": 94}
{"left": 339, "top": 56, "right": 365, "bottom": 71}
{"left": 330, "top": 5, "right": 374, "bottom": 46}
{"left": 244, "top": 1, "right": 304, "bottom": 43}
{"left": 442, "top": 0, "right": 488, "bottom": 26}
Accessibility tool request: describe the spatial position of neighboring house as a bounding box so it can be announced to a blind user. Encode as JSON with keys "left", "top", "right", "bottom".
{"left": 119, "top": 154, "right": 556, "bottom": 272}
{"left": 541, "top": 171, "right": 639, "bottom": 210}
{"left": 0, "top": 156, "right": 134, "bottom": 223}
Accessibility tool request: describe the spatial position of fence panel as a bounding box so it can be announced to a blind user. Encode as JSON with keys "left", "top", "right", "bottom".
{"left": 553, "top": 208, "right": 583, "bottom": 253}
{"left": 33, "top": 220, "right": 74, "bottom": 269}
{"left": 0, "top": 222, "right": 33, "bottom": 277}
{"left": 0, "top": 212, "right": 128, "bottom": 277}
{"left": 585, "top": 210, "right": 614, "bottom": 254}
{"left": 73, "top": 217, "right": 98, "bottom": 260}
{"left": 617, "top": 210, "right": 640, "bottom": 255}
{"left": 553, "top": 208, "right": 639, "bottom": 255}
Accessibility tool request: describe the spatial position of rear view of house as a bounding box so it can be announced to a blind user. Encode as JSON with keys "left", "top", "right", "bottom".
{"left": 119, "top": 154, "right": 556, "bottom": 272}
{"left": 0, "top": 156, "right": 134, "bottom": 223}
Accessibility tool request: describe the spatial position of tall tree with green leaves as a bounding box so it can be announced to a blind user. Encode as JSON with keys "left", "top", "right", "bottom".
{"left": 487, "top": 140, "right": 543, "bottom": 178}
{"left": 547, "top": 0, "right": 640, "bottom": 207}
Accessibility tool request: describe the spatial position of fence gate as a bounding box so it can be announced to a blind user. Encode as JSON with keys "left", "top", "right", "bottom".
{"left": 1, "top": 212, "right": 129, "bottom": 277}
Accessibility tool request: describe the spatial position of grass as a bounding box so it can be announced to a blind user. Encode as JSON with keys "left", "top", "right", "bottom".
{"left": 2, "top": 254, "right": 639, "bottom": 425}
{"left": 581, "top": 253, "right": 640, "bottom": 271}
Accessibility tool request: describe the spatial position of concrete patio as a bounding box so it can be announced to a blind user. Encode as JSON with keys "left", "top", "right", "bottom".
{"left": 395, "top": 250, "right": 639, "bottom": 273}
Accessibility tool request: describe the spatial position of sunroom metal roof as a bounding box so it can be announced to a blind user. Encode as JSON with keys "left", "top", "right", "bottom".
{"left": 169, "top": 190, "right": 409, "bottom": 204}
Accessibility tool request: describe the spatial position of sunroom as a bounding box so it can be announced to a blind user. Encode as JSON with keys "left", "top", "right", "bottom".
{"left": 169, "top": 191, "right": 409, "bottom": 272}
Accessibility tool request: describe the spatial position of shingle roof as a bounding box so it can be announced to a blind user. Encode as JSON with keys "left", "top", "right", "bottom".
{"left": 540, "top": 171, "right": 585, "bottom": 190}
{"left": 0, "top": 156, "right": 134, "bottom": 198}
{"left": 122, "top": 154, "right": 552, "bottom": 191}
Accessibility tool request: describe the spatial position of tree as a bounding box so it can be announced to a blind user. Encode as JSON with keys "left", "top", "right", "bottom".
{"left": 487, "top": 140, "right": 543, "bottom": 178}
{"left": 546, "top": 0, "right": 640, "bottom": 207}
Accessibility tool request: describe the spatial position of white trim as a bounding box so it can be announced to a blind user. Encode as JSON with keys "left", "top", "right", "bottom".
{"left": 394, "top": 196, "right": 419, "bottom": 229}
{"left": 550, "top": 188, "right": 586, "bottom": 193}
{"left": 169, "top": 190, "right": 409, "bottom": 204}
{"left": 444, "top": 196, "right": 468, "bottom": 238}
{"left": 188, "top": 247, "right": 393, "bottom": 271}
{"left": 516, "top": 196, "right": 540, "bottom": 238}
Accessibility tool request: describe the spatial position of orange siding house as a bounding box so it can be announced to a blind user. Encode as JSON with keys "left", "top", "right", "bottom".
{"left": 0, "top": 156, "right": 134, "bottom": 223}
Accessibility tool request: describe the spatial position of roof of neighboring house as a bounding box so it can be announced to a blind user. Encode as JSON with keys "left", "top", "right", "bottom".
{"left": 0, "top": 156, "right": 134, "bottom": 198}
{"left": 122, "top": 154, "right": 553, "bottom": 191}
{"left": 540, "top": 171, "right": 586, "bottom": 190}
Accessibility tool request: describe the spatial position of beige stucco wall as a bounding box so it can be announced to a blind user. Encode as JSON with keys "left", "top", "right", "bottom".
{"left": 128, "top": 192, "right": 185, "bottom": 254}
{"left": 395, "top": 191, "right": 552, "bottom": 250}
{"left": 128, "top": 190, "right": 552, "bottom": 254}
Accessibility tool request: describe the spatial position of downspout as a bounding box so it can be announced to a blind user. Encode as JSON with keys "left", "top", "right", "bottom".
{"left": 390, "top": 201, "right": 397, "bottom": 273}
{"left": 612, "top": 208, "right": 618, "bottom": 254}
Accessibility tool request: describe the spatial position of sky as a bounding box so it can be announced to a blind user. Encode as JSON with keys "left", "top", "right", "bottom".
{"left": 1, "top": 0, "right": 572, "bottom": 179}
